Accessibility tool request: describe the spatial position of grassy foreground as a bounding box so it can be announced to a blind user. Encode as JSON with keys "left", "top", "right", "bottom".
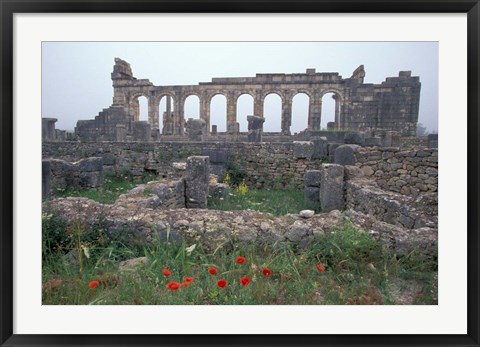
{"left": 42, "top": 215, "right": 437, "bottom": 305}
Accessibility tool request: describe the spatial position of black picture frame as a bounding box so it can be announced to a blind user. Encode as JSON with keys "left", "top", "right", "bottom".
{"left": 1, "top": 1, "right": 479, "bottom": 346}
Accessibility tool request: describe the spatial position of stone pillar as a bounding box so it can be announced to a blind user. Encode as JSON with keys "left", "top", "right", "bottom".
{"left": 227, "top": 94, "right": 238, "bottom": 134}
{"left": 185, "top": 156, "right": 210, "bottom": 208}
{"left": 201, "top": 96, "right": 211, "bottom": 135}
{"left": 186, "top": 118, "right": 206, "bottom": 141}
{"left": 253, "top": 92, "right": 263, "bottom": 117}
{"left": 281, "top": 98, "right": 292, "bottom": 135}
{"left": 247, "top": 115, "right": 265, "bottom": 142}
{"left": 42, "top": 118, "right": 57, "bottom": 141}
{"left": 115, "top": 124, "right": 126, "bottom": 142}
{"left": 151, "top": 128, "right": 160, "bottom": 142}
{"left": 131, "top": 98, "right": 140, "bottom": 121}
{"left": 309, "top": 95, "right": 322, "bottom": 130}
{"left": 211, "top": 125, "right": 218, "bottom": 135}
{"left": 42, "top": 160, "right": 51, "bottom": 199}
{"left": 319, "top": 164, "right": 345, "bottom": 212}
{"left": 149, "top": 97, "right": 159, "bottom": 129}
{"left": 175, "top": 96, "right": 184, "bottom": 136}
{"left": 132, "top": 121, "right": 151, "bottom": 142}
{"left": 333, "top": 94, "right": 341, "bottom": 128}
{"left": 304, "top": 170, "right": 321, "bottom": 204}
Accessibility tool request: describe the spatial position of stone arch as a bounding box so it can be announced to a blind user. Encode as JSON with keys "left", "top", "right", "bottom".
{"left": 319, "top": 88, "right": 344, "bottom": 100}
{"left": 156, "top": 93, "right": 177, "bottom": 134}
{"left": 236, "top": 93, "right": 254, "bottom": 132}
{"left": 291, "top": 89, "right": 314, "bottom": 101}
{"left": 128, "top": 92, "right": 150, "bottom": 122}
{"left": 235, "top": 91, "right": 255, "bottom": 101}
{"left": 206, "top": 91, "right": 228, "bottom": 104}
{"left": 263, "top": 92, "right": 283, "bottom": 132}
{"left": 154, "top": 92, "right": 176, "bottom": 106}
{"left": 261, "top": 90, "right": 285, "bottom": 103}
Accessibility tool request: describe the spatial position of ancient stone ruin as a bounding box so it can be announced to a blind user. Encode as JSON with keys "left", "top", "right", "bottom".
{"left": 42, "top": 57, "right": 436, "bottom": 260}
{"left": 73, "top": 58, "right": 421, "bottom": 141}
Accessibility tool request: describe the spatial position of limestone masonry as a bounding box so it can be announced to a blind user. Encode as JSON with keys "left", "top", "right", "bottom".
{"left": 73, "top": 58, "right": 421, "bottom": 141}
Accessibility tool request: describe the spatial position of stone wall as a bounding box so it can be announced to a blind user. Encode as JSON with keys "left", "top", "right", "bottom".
{"left": 347, "top": 146, "right": 438, "bottom": 197}
{"left": 45, "top": 157, "right": 104, "bottom": 194}
{"left": 43, "top": 142, "right": 326, "bottom": 189}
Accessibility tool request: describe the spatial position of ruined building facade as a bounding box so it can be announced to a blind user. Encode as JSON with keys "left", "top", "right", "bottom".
{"left": 75, "top": 58, "right": 421, "bottom": 141}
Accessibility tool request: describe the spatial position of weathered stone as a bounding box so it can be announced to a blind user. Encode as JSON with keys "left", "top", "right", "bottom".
{"left": 115, "top": 124, "right": 126, "bottom": 142}
{"left": 304, "top": 170, "right": 321, "bottom": 187}
{"left": 247, "top": 115, "right": 265, "bottom": 143}
{"left": 42, "top": 118, "right": 57, "bottom": 141}
{"left": 312, "top": 136, "right": 329, "bottom": 159}
{"left": 364, "top": 137, "right": 382, "bottom": 147}
{"left": 77, "top": 157, "right": 103, "bottom": 172}
{"left": 185, "top": 156, "right": 210, "bottom": 208}
{"left": 132, "top": 121, "right": 151, "bottom": 142}
{"left": 285, "top": 220, "right": 310, "bottom": 242}
{"left": 186, "top": 118, "right": 206, "bottom": 141}
{"left": 327, "top": 143, "right": 341, "bottom": 162}
{"left": 319, "top": 164, "right": 345, "bottom": 212}
{"left": 299, "top": 210, "right": 315, "bottom": 218}
{"left": 334, "top": 145, "right": 360, "bottom": 166}
{"left": 428, "top": 134, "right": 438, "bottom": 148}
{"left": 344, "top": 132, "right": 364, "bottom": 145}
{"left": 304, "top": 186, "right": 320, "bottom": 204}
{"left": 293, "top": 141, "right": 314, "bottom": 159}
{"left": 42, "top": 160, "right": 52, "bottom": 199}
{"left": 79, "top": 171, "right": 103, "bottom": 188}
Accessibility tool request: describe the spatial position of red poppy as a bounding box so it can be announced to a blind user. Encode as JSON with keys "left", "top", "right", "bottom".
{"left": 316, "top": 263, "right": 325, "bottom": 273}
{"left": 162, "top": 269, "right": 171, "bottom": 277}
{"left": 236, "top": 256, "right": 246, "bottom": 264}
{"left": 217, "top": 279, "right": 227, "bottom": 288}
{"left": 262, "top": 268, "right": 272, "bottom": 277}
{"left": 88, "top": 280, "right": 99, "bottom": 289}
{"left": 181, "top": 277, "right": 194, "bottom": 287}
{"left": 208, "top": 266, "right": 217, "bottom": 275}
{"left": 167, "top": 281, "right": 181, "bottom": 291}
{"left": 240, "top": 276, "right": 251, "bottom": 287}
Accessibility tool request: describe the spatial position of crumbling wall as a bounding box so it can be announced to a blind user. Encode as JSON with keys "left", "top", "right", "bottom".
{"left": 43, "top": 157, "right": 104, "bottom": 195}
{"left": 42, "top": 142, "right": 326, "bottom": 189}
{"left": 335, "top": 145, "right": 437, "bottom": 196}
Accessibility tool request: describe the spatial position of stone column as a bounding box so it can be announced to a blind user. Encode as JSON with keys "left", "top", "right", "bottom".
{"left": 200, "top": 95, "right": 210, "bottom": 135}
{"left": 175, "top": 95, "right": 185, "bottom": 136}
{"left": 162, "top": 96, "right": 174, "bottom": 135}
{"left": 319, "top": 164, "right": 345, "bottom": 212}
{"left": 185, "top": 156, "right": 210, "bottom": 208}
{"left": 186, "top": 118, "right": 206, "bottom": 141}
{"left": 281, "top": 98, "right": 292, "bottom": 135}
{"left": 247, "top": 115, "right": 265, "bottom": 142}
{"left": 253, "top": 92, "right": 263, "bottom": 117}
{"left": 333, "top": 94, "right": 341, "bottom": 129}
{"left": 42, "top": 118, "right": 57, "bottom": 141}
{"left": 227, "top": 93, "right": 238, "bottom": 134}
{"left": 149, "top": 96, "right": 159, "bottom": 128}
{"left": 309, "top": 94, "right": 322, "bottom": 130}
{"left": 131, "top": 98, "right": 140, "bottom": 122}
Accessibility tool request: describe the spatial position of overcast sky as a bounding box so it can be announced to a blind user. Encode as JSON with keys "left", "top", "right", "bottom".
{"left": 42, "top": 42, "right": 438, "bottom": 133}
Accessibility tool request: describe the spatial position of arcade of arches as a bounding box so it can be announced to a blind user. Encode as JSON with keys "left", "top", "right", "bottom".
{"left": 75, "top": 58, "right": 421, "bottom": 141}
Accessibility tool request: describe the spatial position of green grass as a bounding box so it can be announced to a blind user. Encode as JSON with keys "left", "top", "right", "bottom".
{"left": 42, "top": 217, "right": 437, "bottom": 305}
{"left": 208, "top": 189, "right": 320, "bottom": 216}
{"left": 53, "top": 172, "right": 156, "bottom": 204}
